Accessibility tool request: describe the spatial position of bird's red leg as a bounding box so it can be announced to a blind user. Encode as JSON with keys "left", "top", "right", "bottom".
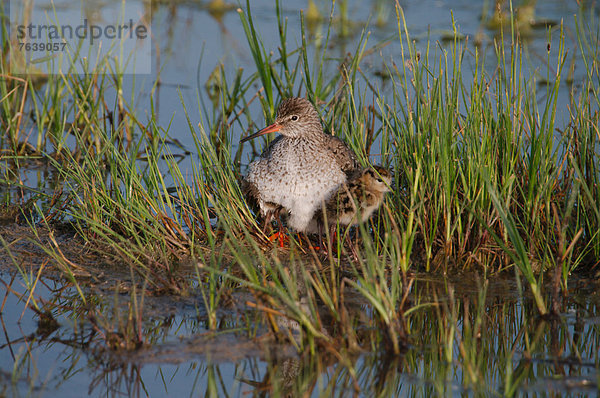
{"left": 264, "top": 209, "right": 289, "bottom": 247}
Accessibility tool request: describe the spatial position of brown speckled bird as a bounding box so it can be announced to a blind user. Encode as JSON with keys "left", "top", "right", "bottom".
{"left": 323, "top": 166, "right": 392, "bottom": 226}
{"left": 241, "top": 97, "right": 359, "bottom": 234}
{"left": 308, "top": 165, "right": 392, "bottom": 255}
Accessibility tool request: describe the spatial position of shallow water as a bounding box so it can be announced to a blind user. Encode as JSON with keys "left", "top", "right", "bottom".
{"left": 1, "top": 225, "right": 599, "bottom": 396}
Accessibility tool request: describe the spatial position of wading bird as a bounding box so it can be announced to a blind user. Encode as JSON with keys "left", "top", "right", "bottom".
{"left": 241, "top": 97, "right": 359, "bottom": 241}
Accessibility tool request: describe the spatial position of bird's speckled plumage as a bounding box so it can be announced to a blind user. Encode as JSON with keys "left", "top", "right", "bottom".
{"left": 313, "top": 166, "right": 392, "bottom": 229}
{"left": 242, "top": 97, "right": 359, "bottom": 232}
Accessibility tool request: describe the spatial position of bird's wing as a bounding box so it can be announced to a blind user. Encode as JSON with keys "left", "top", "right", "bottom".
{"left": 325, "top": 135, "right": 360, "bottom": 176}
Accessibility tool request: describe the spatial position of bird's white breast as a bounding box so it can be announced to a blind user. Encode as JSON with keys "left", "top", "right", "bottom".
{"left": 246, "top": 137, "right": 346, "bottom": 231}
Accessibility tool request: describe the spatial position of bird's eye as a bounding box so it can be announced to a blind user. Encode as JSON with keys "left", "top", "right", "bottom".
{"left": 290, "top": 115, "right": 299, "bottom": 121}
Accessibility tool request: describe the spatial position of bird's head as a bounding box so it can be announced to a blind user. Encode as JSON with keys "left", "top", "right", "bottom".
{"left": 363, "top": 166, "right": 393, "bottom": 193}
{"left": 241, "top": 97, "right": 322, "bottom": 142}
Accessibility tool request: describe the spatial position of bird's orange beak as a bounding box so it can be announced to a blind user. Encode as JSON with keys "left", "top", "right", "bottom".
{"left": 240, "top": 122, "right": 281, "bottom": 143}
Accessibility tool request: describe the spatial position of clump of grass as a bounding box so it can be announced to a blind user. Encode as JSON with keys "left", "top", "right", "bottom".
{"left": 382, "top": 6, "right": 599, "bottom": 314}
{"left": 1, "top": 0, "right": 600, "bottom": 369}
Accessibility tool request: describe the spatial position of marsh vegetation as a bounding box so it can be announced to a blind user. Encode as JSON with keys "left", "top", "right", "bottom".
{"left": 1, "top": 0, "right": 599, "bottom": 396}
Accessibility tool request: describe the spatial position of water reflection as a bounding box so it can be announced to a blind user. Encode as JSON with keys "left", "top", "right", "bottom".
{"left": 1, "top": 260, "right": 598, "bottom": 396}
